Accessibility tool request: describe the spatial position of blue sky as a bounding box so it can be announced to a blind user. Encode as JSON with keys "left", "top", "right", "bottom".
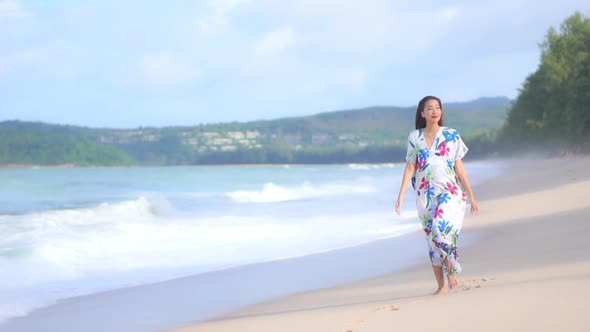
{"left": 0, "top": 0, "right": 587, "bottom": 128}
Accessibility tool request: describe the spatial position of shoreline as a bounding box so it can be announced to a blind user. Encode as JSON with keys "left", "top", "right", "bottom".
{"left": 167, "top": 156, "right": 590, "bottom": 332}
{"left": 0, "top": 225, "right": 457, "bottom": 332}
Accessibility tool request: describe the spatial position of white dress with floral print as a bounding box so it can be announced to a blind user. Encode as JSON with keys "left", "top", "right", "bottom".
{"left": 405, "top": 127, "right": 469, "bottom": 274}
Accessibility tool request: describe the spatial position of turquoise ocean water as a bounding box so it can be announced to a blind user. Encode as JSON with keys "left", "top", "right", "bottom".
{"left": 0, "top": 162, "right": 503, "bottom": 323}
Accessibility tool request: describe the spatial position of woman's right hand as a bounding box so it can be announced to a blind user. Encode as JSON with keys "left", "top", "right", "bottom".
{"left": 395, "top": 197, "right": 403, "bottom": 215}
{"left": 396, "top": 162, "right": 415, "bottom": 216}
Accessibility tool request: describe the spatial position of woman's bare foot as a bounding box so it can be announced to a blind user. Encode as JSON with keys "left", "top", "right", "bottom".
{"left": 432, "top": 286, "right": 448, "bottom": 296}
{"left": 447, "top": 273, "right": 459, "bottom": 289}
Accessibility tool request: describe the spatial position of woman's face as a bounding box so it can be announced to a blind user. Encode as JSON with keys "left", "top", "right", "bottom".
{"left": 421, "top": 99, "right": 442, "bottom": 125}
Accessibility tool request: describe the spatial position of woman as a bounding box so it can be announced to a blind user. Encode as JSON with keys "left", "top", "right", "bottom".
{"left": 395, "top": 96, "right": 479, "bottom": 296}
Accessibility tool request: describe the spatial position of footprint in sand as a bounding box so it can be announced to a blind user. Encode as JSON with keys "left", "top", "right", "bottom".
{"left": 344, "top": 305, "right": 400, "bottom": 331}
{"left": 375, "top": 304, "right": 400, "bottom": 311}
{"left": 345, "top": 279, "right": 495, "bottom": 331}
{"left": 344, "top": 319, "right": 365, "bottom": 332}
{"left": 457, "top": 277, "right": 495, "bottom": 291}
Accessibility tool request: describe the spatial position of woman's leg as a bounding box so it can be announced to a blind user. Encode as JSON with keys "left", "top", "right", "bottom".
{"left": 445, "top": 257, "right": 459, "bottom": 289}
{"left": 430, "top": 194, "right": 462, "bottom": 292}
{"left": 422, "top": 196, "right": 451, "bottom": 295}
{"left": 431, "top": 264, "right": 447, "bottom": 295}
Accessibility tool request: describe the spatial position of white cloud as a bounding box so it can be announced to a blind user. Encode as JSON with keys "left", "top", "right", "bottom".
{"left": 340, "top": 68, "right": 369, "bottom": 91}
{"left": 440, "top": 7, "right": 459, "bottom": 21}
{"left": 0, "top": 0, "right": 25, "bottom": 18}
{"left": 198, "top": 15, "right": 230, "bottom": 35}
{"left": 256, "top": 0, "right": 399, "bottom": 53}
{"left": 253, "top": 27, "right": 297, "bottom": 57}
{"left": 0, "top": 46, "right": 61, "bottom": 79}
{"left": 209, "top": 0, "right": 252, "bottom": 13}
{"left": 139, "top": 53, "right": 198, "bottom": 87}
{"left": 197, "top": 0, "right": 252, "bottom": 35}
{"left": 300, "top": 68, "right": 369, "bottom": 95}
{"left": 3, "top": 0, "right": 587, "bottom": 127}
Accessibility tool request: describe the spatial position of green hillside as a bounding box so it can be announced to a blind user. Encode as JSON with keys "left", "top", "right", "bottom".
{"left": 0, "top": 125, "right": 134, "bottom": 166}
{"left": 300, "top": 96, "right": 509, "bottom": 139}
{"left": 0, "top": 96, "right": 511, "bottom": 165}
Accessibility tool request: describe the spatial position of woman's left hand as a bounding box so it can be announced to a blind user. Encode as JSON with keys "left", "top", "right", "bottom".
{"left": 395, "top": 197, "right": 403, "bottom": 215}
{"left": 470, "top": 197, "right": 480, "bottom": 215}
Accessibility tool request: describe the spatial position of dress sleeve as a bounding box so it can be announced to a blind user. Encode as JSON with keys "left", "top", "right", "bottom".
{"left": 453, "top": 132, "right": 469, "bottom": 161}
{"left": 405, "top": 132, "right": 417, "bottom": 163}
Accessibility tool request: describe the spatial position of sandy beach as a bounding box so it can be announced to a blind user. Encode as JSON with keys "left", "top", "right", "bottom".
{"left": 168, "top": 157, "right": 590, "bottom": 332}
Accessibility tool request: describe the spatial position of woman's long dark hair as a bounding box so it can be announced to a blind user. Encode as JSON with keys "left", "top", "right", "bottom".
{"left": 415, "top": 96, "right": 444, "bottom": 129}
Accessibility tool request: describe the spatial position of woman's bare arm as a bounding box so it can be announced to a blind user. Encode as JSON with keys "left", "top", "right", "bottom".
{"left": 454, "top": 159, "right": 479, "bottom": 215}
{"left": 395, "top": 162, "right": 416, "bottom": 215}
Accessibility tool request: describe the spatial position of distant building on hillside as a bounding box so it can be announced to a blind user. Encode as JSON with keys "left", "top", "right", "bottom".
{"left": 312, "top": 134, "right": 333, "bottom": 144}
{"left": 211, "top": 138, "right": 233, "bottom": 145}
{"left": 200, "top": 132, "right": 220, "bottom": 138}
{"left": 246, "top": 130, "right": 261, "bottom": 139}
{"left": 227, "top": 131, "right": 245, "bottom": 139}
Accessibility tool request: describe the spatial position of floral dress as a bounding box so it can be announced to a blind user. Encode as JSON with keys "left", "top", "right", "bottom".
{"left": 405, "top": 127, "right": 469, "bottom": 274}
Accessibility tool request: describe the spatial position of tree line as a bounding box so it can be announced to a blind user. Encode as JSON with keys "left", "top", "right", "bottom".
{"left": 0, "top": 127, "right": 134, "bottom": 166}
{"left": 500, "top": 12, "right": 590, "bottom": 152}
